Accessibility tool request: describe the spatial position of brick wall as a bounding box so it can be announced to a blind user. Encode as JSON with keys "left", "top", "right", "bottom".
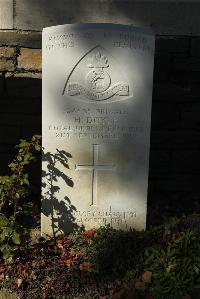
{"left": 0, "top": 46, "right": 42, "bottom": 180}
{"left": 0, "top": 36, "right": 200, "bottom": 223}
{"left": 149, "top": 36, "right": 200, "bottom": 223}
{"left": 0, "top": 46, "right": 41, "bottom": 77}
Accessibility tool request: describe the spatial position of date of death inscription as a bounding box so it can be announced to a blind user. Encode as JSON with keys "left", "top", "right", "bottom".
{"left": 72, "top": 207, "right": 137, "bottom": 228}
{"left": 48, "top": 124, "right": 144, "bottom": 140}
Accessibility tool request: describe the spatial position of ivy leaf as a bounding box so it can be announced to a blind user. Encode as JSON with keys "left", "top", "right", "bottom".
{"left": 23, "top": 178, "right": 29, "bottom": 185}
{"left": 17, "top": 155, "right": 22, "bottom": 161}
{"left": 18, "top": 140, "right": 30, "bottom": 148}
{"left": 0, "top": 231, "right": 7, "bottom": 242}
{"left": 12, "top": 231, "right": 21, "bottom": 245}
{"left": 0, "top": 244, "right": 13, "bottom": 264}
{"left": 35, "top": 144, "right": 41, "bottom": 151}
{"left": 32, "top": 135, "right": 42, "bottom": 141}
{"left": 0, "top": 215, "right": 9, "bottom": 226}
{"left": 194, "top": 265, "right": 199, "bottom": 275}
{"left": 8, "top": 162, "right": 17, "bottom": 170}
{"left": 9, "top": 216, "right": 15, "bottom": 222}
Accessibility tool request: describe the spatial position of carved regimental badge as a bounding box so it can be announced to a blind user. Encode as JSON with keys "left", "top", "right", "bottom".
{"left": 63, "top": 46, "right": 131, "bottom": 102}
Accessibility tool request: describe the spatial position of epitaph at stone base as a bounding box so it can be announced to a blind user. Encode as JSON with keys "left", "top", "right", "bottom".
{"left": 42, "top": 23, "right": 155, "bottom": 236}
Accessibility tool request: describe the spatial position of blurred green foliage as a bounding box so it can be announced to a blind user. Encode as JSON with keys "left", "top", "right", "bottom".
{"left": 0, "top": 135, "right": 42, "bottom": 263}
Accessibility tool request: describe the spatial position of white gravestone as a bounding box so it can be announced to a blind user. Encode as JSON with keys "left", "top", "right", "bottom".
{"left": 42, "top": 23, "right": 155, "bottom": 236}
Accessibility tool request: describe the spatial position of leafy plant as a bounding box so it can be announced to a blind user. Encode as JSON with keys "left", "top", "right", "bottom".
{"left": 143, "top": 219, "right": 200, "bottom": 299}
{"left": 69, "top": 226, "right": 144, "bottom": 276}
{"left": 68, "top": 218, "right": 200, "bottom": 297}
{"left": 0, "top": 135, "right": 42, "bottom": 263}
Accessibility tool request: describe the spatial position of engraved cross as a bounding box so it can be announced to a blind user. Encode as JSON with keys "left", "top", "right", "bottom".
{"left": 75, "top": 144, "right": 116, "bottom": 206}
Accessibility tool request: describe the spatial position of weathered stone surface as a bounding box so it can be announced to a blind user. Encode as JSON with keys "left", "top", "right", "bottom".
{"left": 151, "top": 103, "right": 179, "bottom": 129}
{"left": 0, "top": 113, "right": 41, "bottom": 126}
{"left": 151, "top": 130, "right": 200, "bottom": 149}
{"left": 181, "top": 103, "right": 200, "bottom": 129}
{"left": 22, "top": 126, "right": 41, "bottom": 139}
{"left": 0, "top": 58, "right": 15, "bottom": 72}
{"left": 155, "top": 37, "right": 189, "bottom": 53}
{"left": 172, "top": 150, "right": 200, "bottom": 173}
{"left": 153, "top": 175, "right": 200, "bottom": 192}
{"left": 42, "top": 23, "right": 155, "bottom": 235}
{"left": 0, "top": 30, "right": 41, "bottom": 48}
{"left": 13, "top": 72, "right": 42, "bottom": 79}
{"left": 0, "top": 0, "right": 13, "bottom": 29}
{"left": 14, "top": 1, "right": 200, "bottom": 35}
{"left": 0, "top": 74, "right": 4, "bottom": 94}
{"left": 0, "top": 126, "right": 20, "bottom": 143}
{"left": 191, "top": 37, "right": 200, "bottom": 56}
{"left": 0, "top": 144, "right": 16, "bottom": 153}
{"left": 170, "top": 72, "right": 200, "bottom": 84}
{"left": 0, "top": 47, "right": 15, "bottom": 58}
{"left": 1, "top": 98, "right": 41, "bottom": 114}
{"left": 6, "top": 77, "right": 41, "bottom": 98}
{"left": 173, "top": 57, "right": 200, "bottom": 72}
{"left": 149, "top": 150, "right": 170, "bottom": 173}
{"left": 18, "top": 48, "right": 42, "bottom": 71}
{"left": 153, "top": 83, "right": 200, "bottom": 101}
{"left": 6, "top": 71, "right": 42, "bottom": 79}
{"left": 154, "top": 52, "right": 171, "bottom": 82}
{"left": 0, "top": 152, "right": 15, "bottom": 175}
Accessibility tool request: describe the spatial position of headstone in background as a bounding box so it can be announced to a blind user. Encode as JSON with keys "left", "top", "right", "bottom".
{"left": 42, "top": 23, "right": 155, "bottom": 237}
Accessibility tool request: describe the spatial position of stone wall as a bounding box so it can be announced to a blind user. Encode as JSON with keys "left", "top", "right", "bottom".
{"left": 0, "top": 40, "right": 42, "bottom": 178}
{"left": 149, "top": 36, "right": 200, "bottom": 223}
{"left": 0, "top": 47, "right": 41, "bottom": 76}
{"left": 0, "top": 0, "right": 200, "bottom": 223}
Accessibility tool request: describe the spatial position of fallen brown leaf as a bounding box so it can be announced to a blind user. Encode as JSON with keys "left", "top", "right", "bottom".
{"left": 142, "top": 271, "right": 152, "bottom": 284}
{"left": 79, "top": 262, "right": 96, "bottom": 272}
{"left": 56, "top": 236, "right": 70, "bottom": 255}
{"left": 83, "top": 229, "right": 97, "bottom": 238}
{"left": 0, "top": 266, "right": 5, "bottom": 281}
{"left": 135, "top": 281, "right": 146, "bottom": 291}
{"left": 0, "top": 273, "right": 4, "bottom": 280}
{"left": 16, "top": 278, "right": 23, "bottom": 288}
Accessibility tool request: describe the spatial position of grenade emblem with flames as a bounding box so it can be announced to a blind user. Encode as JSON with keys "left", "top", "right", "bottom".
{"left": 63, "top": 45, "right": 130, "bottom": 103}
